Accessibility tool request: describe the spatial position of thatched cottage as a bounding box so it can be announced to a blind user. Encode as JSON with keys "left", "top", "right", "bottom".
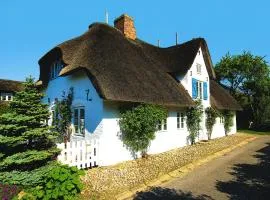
{"left": 0, "top": 79, "right": 23, "bottom": 102}
{"left": 37, "top": 14, "right": 241, "bottom": 166}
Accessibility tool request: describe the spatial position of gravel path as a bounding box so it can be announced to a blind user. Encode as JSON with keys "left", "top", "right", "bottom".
{"left": 133, "top": 136, "right": 270, "bottom": 200}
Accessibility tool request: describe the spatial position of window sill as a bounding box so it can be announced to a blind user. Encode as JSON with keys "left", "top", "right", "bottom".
{"left": 157, "top": 130, "right": 168, "bottom": 133}
{"left": 73, "top": 134, "right": 85, "bottom": 138}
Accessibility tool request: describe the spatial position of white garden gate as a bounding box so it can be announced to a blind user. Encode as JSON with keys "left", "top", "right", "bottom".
{"left": 56, "top": 138, "right": 99, "bottom": 169}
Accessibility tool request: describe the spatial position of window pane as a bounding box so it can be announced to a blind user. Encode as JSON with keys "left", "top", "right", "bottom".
{"left": 74, "top": 109, "right": 79, "bottom": 133}
{"left": 80, "top": 108, "right": 85, "bottom": 135}
{"left": 157, "top": 120, "right": 162, "bottom": 130}
{"left": 177, "top": 112, "right": 180, "bottom": 129}
{"left": 163, "top": 119, "right": 167, "bottom": 130}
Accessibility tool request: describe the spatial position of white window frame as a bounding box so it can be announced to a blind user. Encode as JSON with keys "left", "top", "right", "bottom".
{"left": 157, "top": 118, "right": 167, "bottom": 131}
{"left": 73, "top": 106, "right": 85, "bottom": 136}
{"left": 50, "top": 60, "right": 63, "bottom": 80}
{"left": 177, "top": 112, "right": 185, "bottom": 129}
{"left": 220, "top": 116, "right": 224, "bottom": 124}
{"left": 197, "top": 81, "right": 203, "bottom": 99}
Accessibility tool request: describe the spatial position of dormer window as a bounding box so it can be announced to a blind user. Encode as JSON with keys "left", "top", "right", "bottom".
{"left": 50, "top": 60, "right": 63, "bottom": 80}
{"left": 196, "top": 63, "right": 202, "bottom": 75}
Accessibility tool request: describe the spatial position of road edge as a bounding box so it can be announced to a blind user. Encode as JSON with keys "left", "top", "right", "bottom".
{"left": 116, "top": 136, "right": 257, "bottom": 200}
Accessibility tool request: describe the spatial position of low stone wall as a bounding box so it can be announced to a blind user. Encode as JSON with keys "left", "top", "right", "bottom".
{"left": 81, "top": 134, "right": 253, "bottom": 199}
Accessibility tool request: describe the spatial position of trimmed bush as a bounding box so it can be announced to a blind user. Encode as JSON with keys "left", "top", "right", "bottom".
{"left": 23, "top": 164, "right": 84, "bottom": 200}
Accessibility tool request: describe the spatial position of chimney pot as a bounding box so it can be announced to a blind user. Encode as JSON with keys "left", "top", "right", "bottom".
{"left": 114, "top": 14, "right": 136, "bottom": 40}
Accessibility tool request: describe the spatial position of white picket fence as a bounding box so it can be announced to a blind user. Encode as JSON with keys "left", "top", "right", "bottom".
{"left": 56, "top": 138, "right": 99, "bottom": 169}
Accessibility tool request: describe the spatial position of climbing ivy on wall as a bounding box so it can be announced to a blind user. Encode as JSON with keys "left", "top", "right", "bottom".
{"left": 205, "top": 107, "right": 219, "bottom": 140}
{"left": 119, "top": 104, "right": 167, "bottom": 158}
{"left": 222, "top": 110, "right": 234, "bottom": 136}
{"left": 53, "top": 88, "right": 73, "bottom": 143}
{"left": 186, "top": 100, "right": 203, "bottom": 145}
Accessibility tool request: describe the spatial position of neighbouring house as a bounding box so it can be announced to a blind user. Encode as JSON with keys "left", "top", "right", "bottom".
{"left": 37, "top": 14, "right": 241, "bottom": 166}
{"left": 0, "top": 79, "right": 23, "bottom": 114}
{"left": 0, "top": 79, "right": 23, "bottom": 102}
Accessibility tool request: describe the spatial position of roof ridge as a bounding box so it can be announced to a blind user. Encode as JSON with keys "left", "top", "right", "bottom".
{"left": 0, "top": 79, "right": 22, "bottom": 83}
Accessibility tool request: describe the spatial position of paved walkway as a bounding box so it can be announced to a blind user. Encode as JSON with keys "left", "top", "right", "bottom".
{"left": 133, "top": 136, "right": 270, "bottom": 200}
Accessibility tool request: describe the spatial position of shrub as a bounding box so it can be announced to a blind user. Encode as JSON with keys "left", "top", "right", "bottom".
{"left": 0, "top": 102, "right": 10, "bottom": 115}
{"left": 119, "top": 104, "right": 167, "bottom": 157}
{"left": 186, "top": 100, "right": 203, "bottom": 144}
{"left": 24, "top": 164, "right": 84, "bottom": 200}
{"left": 205, "top": 107, "right": 219, "bottom": 140}
{"left": 223, "top": 110, "right": 234, "bottom": 136}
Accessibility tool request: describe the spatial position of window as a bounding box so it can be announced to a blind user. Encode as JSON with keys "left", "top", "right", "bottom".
{"left": 157, "top": 118, "right": 167, "bottom": 131}
{"left": 192, "top": 79, "right": 208, "bottom": 100}
{"left": 0, "top": 92, "right": 13, "bottom": 101}
{"left": 197, "top": 81, "right": 203, "bottom": 99}
{"left": 74, "top": 107, "right": 85, "bottom": 136}
{"left": 50, "top": 60, "right": 63, "bottom": 80}
{"left": 196, "top": 63, "right": 202, "bottom": 74}
{"left": 220, "top": 116, "right": 224, "bottom": 124}
{"left": 177, "top": 112, "right": 185, "bottom": 129}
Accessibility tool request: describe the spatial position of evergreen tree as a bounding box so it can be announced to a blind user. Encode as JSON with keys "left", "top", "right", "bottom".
{"left": 0, "top": 77, "right": 59, "bottom": 187}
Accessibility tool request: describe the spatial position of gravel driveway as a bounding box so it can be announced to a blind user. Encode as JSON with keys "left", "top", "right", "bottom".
{"left": 133, "top": 135, "right": 270, "bottom": 200}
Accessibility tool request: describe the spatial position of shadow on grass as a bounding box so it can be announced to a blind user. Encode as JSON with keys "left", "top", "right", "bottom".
{"left": 216, "top": 142, "right": 270, "bottom": 200}
{"left": 133, "top": 187, "right": 214, "bottom": 200}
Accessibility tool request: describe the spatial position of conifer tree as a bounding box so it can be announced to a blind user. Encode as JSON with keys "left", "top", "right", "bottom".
{"left": 0, "top": 77, "right": 59, "bottom": 186}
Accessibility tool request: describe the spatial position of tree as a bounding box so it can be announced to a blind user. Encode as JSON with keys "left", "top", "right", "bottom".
{"left": 186, "top": 100, "right": 203, "bottom": 144}
{"left": 215, "top": 52, "right": 270, "bottom": 129}
{"left": 205, "top": 107, "right": 219, "bottom": 140}
{"left": 119, "top": 104, "right": 167, "bottom": 157}
{"left": 0, "top": 77, "right": 59, "bottom": 187}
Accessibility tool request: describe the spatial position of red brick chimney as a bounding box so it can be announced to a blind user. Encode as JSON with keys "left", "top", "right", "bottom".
{"left": 114, "top": 14, "right": 136, "bottom": 40}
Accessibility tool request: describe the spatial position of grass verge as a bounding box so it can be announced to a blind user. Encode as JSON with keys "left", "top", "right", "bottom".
{"left": 238, "top": 129, "right": 270, "bottom": 135}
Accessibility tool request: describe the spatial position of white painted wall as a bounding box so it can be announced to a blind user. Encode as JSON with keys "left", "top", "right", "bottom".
{"left": 148, "top": 109, "right": 190, "bottom": 154}
{"left": 42, "top": 70, "right": 103, "bottom": 139}
{"left": 212, "top": 111, "right": 237, "bottom": 139}
{"left": 177, "top": 47, "right": 210, "bottom": 141}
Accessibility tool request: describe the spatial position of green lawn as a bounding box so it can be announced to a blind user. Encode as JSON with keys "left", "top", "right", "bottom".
{"left": 238, "top": 129, "right": 270, "bottom": 135}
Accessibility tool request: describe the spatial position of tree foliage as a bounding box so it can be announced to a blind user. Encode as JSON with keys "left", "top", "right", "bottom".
{"left": 119, "top": 104, "right": 167, "bottom": 157}
{"left": 205, "top": 107, "right": 219, "bottom": 140}
{"left": 186, "top": 100, "right": 203, "bottom": 144}
{"left": 0, "top": 77, "right": 60, "bottom": 187}
{"left": 215, "top": 51, "right": 270, "bottom": 129}
{"left": 0, "top": 102, "right": 10, "bottom": 115}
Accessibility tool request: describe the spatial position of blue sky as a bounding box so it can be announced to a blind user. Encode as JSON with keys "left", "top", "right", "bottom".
{"left": 1, "top": 0, "right": 269, "bottom": 81}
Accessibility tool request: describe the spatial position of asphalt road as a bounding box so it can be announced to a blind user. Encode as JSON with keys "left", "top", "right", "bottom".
{"left": 133, "top": 136, "right": 270, "bottom": 200}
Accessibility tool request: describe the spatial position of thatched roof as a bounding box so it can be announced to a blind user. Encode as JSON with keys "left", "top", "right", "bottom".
{"left": 38, "top": 23, "right": 195, "bottom": 107}
{"left": 136, "top": 38, "right": 216, "bottom": 79}
{"left": 210, "top": 80, "right": 242, "bottom": 111}
{"left": 0, "top": 79, "right": 23, "bottom": 93}
{"left": 38, "top": 22, "right": 238, "bottom": 109}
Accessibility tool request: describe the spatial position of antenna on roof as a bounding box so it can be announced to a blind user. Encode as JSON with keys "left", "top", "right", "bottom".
{"left": 176, "top": 32, "right": 178, "bottom": 45}
{"left": 158, "top": 39, "right": 160, "bottom": 47}
{"left": 105, "top": 10, "right": 109, "bottom": 24}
